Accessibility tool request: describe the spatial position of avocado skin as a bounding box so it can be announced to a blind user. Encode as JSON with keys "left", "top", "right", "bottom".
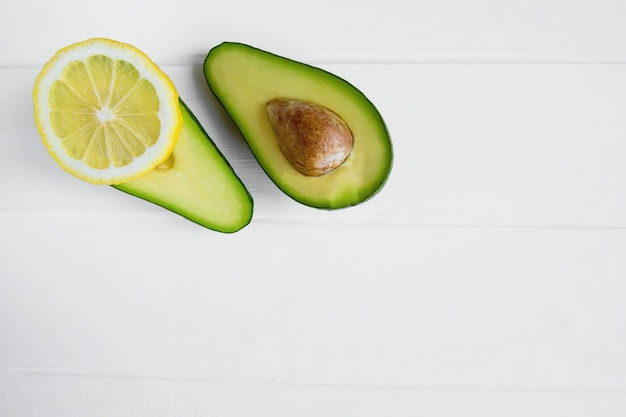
{"left": 113, "top": 99, "right": 253, "bottom": 233}
{"left": 203, "top": 42, "right": 393, "bottom": 210}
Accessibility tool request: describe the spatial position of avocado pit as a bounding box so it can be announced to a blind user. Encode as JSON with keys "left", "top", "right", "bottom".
{"left": 266, "top": 98, "right": 353, "bottom": 176}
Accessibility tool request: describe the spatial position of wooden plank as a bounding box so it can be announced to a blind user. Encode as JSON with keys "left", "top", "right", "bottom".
{"left": 3, "top": 63, "right": 626, "bottom": 227}
{"left": 1, "top": 370, "right": 626, "bottom": 417}
{"left": 2, "top": 0, "right": 626, "bottom": 66}
{"left": 2, "top": 217, "right": 625, "bottom": 391}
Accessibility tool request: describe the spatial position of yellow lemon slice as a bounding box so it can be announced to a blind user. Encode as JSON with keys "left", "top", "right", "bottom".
{"left": 33, "top": 38, "right": 182, "bottom": 184}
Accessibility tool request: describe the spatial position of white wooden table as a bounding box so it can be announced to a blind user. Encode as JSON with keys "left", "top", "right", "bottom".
{"left": 2, "top": 0, "right": 626, "bottom": 415}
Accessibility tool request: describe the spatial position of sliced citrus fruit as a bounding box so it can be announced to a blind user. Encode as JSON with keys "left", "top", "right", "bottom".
{"left": 33, "top": 38, "right": 182, "bottom": 184}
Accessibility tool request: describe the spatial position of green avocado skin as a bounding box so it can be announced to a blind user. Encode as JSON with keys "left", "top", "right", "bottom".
{"left": 113, "top": 100, "right": 253, "bottom": 233}
{"left": 203, "top": 42, "right": 393, "bottom": 210}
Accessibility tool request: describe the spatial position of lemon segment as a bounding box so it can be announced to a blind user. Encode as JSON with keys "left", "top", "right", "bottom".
{"left": 33, "top": 38, "right": 182, "bottom": 184}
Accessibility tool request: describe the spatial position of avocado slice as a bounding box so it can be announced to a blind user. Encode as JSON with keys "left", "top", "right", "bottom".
{"left": 113, "top": 100, "right": 253, "bottom": 233}
{"left": 203, "top": 42, "right": 393, "bottom": 209}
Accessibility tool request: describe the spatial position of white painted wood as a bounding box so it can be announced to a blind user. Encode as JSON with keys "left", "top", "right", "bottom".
{"left": 2, "top": 217, "right": 626, "bottom": 388}
{"left": 1, "top": 0, "right": 626, "bottom": 415}
{"left": 2, "top": 371, "right": 626, "bottom": 417}
{"left": 2, "top": 0, "right": 626, "bottom": 65}
{"left": 3, "top": 63, "right": 626, "bottom": 226}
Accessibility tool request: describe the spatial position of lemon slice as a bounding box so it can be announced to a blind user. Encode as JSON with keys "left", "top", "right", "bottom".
{"left": 33, "top": 38, "right": 182, "bottom": 184}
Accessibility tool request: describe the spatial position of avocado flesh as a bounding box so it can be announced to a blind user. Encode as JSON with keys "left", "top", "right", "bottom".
{"left": 113, "top": 100, "right": 253, "bottom": 233}
{"left": 203, "top": 43, "right": 393, "bottom": 209}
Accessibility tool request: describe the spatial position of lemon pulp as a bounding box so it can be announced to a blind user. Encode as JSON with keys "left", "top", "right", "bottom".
{"left": 33, "top": 38, "right": 181, "bottom": 184}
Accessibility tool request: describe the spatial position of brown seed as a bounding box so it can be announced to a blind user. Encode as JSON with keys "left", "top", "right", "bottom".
{"left": 266, "top": 98, "right": 353, "bottom": 176}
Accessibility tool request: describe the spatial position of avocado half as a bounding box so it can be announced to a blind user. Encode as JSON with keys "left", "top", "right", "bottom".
{"left": 203, "top": 43, "right": 393, "bottom": 209}
{"left": 113, "top": 100, "right": 253, "bottom": 233}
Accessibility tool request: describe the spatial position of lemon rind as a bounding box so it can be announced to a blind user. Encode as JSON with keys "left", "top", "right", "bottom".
{"left": 33, "top": 38, "right": 182, "bottom": 185}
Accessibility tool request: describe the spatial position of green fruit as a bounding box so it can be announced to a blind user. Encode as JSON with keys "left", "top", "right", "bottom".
{"left": 114, "top": 100, "right": 253, "bottom": 233}
{"left": 203, "top": 42, "right": 393, "bottom": 209}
